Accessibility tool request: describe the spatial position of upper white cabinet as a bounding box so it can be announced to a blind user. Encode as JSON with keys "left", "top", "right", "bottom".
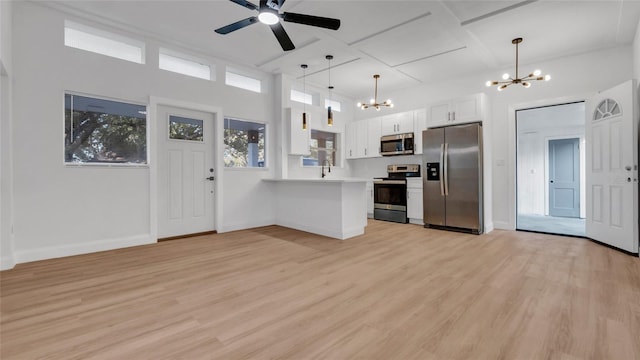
{"left": 366, "top": 117, "right": 381, "bottom": 158}
{"left": 346, "top": 117, "right": 382, "bottom": 159}
{"left": 427, "top": 93, "right": 485, "bottom": 128}
{"left": 381, "top": 111, "right": 414, "bottom": 135}
{"left": 413, "top": 109, "right": 427, "bottom": 155}
{"left": 345, "top": 122, "right": 357, "bottom": 159}
{"left": 287, "top": 108, "right": 310, "bottom": 155}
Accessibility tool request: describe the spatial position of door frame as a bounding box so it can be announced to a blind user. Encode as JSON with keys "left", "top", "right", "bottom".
{"left": 507, "top": 94, "right": 590, "bottom": 230}
{"left": 149, "top": 96, "right": 224, "bottom": 242}
{"left": 544, "top": 135, "right": 584, "bottom": 217}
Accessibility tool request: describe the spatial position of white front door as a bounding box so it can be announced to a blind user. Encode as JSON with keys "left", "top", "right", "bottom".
{"left": 157, "top": 105, "right": 215, "bottom": 238}
{"left": 585, "top": 80, "right": 638, "bottom": 253}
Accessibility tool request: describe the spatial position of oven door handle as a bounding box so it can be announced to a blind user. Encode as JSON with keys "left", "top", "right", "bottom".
{"left": 373, "top": 180, "right": 406, "bottom": 185}
{"left": 440, "top": 144, "right": 445, "bottom": 196}
{"left": 444, "top": 143, "right": 449, "bottom": 196}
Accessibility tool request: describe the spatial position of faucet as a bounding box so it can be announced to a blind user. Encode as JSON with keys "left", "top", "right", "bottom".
{"left": 321, "top": 159, "right": 331, "bottom": 178}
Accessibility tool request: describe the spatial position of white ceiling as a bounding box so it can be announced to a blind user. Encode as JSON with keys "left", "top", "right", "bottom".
{"left": 48, "top": 0, "right": 640, "bottom": 100}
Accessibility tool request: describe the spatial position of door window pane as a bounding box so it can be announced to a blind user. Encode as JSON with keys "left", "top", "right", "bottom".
{"left": 169, "top": 116, "right": 204, "bottom": 141}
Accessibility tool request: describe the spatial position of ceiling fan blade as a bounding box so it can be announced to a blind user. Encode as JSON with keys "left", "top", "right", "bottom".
{"left": 229, "top": 0, "right": 258, "bottom": 11}
{"left": 214, "top": 17, "right": 259, "bottom": 34}
{"left": 269, "top": 22, "right": 295, "bottom": 51}
{"left": 282, "top": 12, "right": 340, "bottom": 30}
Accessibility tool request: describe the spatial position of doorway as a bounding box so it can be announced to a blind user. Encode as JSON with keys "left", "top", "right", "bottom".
{"left": 157, "top": 104, "right": 216, "bottom": 238}
{"left": 516, "top": 102, "right": 586, "bottom": 237}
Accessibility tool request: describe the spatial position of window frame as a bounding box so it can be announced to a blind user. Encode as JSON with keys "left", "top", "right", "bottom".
{"left": 63, "top": 91, "right": 149, "bottom": 167}
{"left": 225, "top": 69, "right": 262, "bottom": 93}
{"left": 64, "top": 20, "right": 145, "bottom": 64}
{"left": 303, "top": 129, "right": 339, "bottom": 168}
{"left": 223, "top": 117, "right": 268, "bottom": 169}
{"left": 159, "top": 48, "right": 213, "bottom": 81}
{"left": 324, "top": 99, "right": 342, "bottom": 112}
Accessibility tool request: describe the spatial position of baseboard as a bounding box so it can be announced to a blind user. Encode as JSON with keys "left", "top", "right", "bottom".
{"left": 275, "top": 219, "right": 352, "bottom": 240}
{"left": 219, "top": 219, "right": 277, "bottom": 234}
{"left": 0, "top": 254, "right": 15, "bottom": 270}
{"left": 484, "top": 222, "right": 495, "bottom": 233}
{"left": 14, "top": 234, "right": 155, "bottom": 264}
{"left": 493, "top": 221, "right": 513, "bottom": 230}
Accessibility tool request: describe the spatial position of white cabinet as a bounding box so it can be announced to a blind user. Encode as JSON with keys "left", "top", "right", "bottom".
{"left": 381, "top": 111, "right": 414, "bottom": 135}
{"left": 406, "top": 178, "right": 423, "bottom": 222}
{"left": 427, "top": 93, "right": 485, "bottom": 128}
{"left": 356, "top": 120, "right": 368, "bottom": 158}
{"left": 345, "top": 122, "right": 357, "bottom": 159}
{"left": 287, "top": 108, "right": 310, "bottom": 155}
{"left": 366, "top": 181, "right": 374, "bottom": 217}
{"left": 413, "top": 109, "right": 427, "bottom": 155}
{"left": 346, "top": 118, "right": 382, "bottom": 159}
{"left": 366, "top": 117, "right": 381, "bottom": 158}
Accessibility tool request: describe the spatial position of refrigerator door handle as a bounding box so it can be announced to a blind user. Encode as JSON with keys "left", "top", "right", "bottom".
{"left": 440, "top": 144, "right": 445, "bottom": 196}
{"left": 444, "top": 143, "right": 449, "bottom": 196}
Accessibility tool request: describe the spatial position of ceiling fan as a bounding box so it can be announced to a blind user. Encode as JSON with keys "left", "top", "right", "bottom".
{"left": 214, "top": 0, "right": 341, "bottom": 51}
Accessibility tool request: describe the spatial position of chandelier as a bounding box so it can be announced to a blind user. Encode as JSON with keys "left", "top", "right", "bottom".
{"left": 357, "top": 74, "right": 393, "bottom": 111}
{"left": 486, "top": 37, "right": 551, "bottom": 91}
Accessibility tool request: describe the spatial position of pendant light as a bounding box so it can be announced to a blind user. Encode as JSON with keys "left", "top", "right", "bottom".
{"left": 301, "top": 64, "right": 308, "bottom": 130}
{"left": 486, "top": 37, "right": 551, "bottom": 91}
{"left": 326, "top": 55, "right": 334, "bottom": 126}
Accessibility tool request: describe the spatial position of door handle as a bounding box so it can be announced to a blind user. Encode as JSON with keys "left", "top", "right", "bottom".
{"left": 206, "top": 176, "right": 215, "bottom": 181}
{"left": 444, "top": 143, "right": 449, "bottom": 196}
{"left": 439, "top": 144, "right": 445, "bottom": 196}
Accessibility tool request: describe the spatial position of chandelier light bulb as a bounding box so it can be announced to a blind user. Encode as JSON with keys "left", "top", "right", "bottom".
{"left": 486, "top": 38, "right": 551, "bottom": 91}
{"left": 356, "top": 102, "right": 362, "bottom": 107}
{"left": 370, "top": 98, "right": 375, "bottom": 104}
{"left": 386, "top": 99, "right": 392, "bottom": 104}
{"left": 390, "top": 104, "right": 394, "bottom": 108}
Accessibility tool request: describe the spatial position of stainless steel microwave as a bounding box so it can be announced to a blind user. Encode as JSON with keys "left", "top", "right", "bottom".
{"left": 380, "top": 133, "right": 414, "bottom": 156}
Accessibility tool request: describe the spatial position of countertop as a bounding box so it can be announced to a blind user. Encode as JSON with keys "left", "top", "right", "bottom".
{"left": 263, "top": 178, "right": 369, "bottom": 184}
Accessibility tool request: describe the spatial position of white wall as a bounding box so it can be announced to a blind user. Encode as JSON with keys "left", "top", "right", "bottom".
{"left": 9, "top": 2, "right": 277, "bottom": 264}
{"left": 0, "top": 0, "right": 14, "bottom": 270}
{"left": 634, "top": 18, "right": 640, "bottom": 80}
{"left": 350, "top": 45, "right": 634, "bottom": 230}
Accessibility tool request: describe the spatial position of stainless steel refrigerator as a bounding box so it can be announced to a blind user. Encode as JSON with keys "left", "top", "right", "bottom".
{"left": 422, "top": 122, "right": 483, "bottom": 234}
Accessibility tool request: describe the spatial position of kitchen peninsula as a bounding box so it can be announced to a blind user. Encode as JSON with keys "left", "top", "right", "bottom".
{"left": 263, "top": 178, "right": 368, "bottom": 240}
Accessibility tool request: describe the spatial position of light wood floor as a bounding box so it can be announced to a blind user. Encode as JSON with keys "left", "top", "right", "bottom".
{"left": 2, "top": 220, "right": 639, "bottom": 359}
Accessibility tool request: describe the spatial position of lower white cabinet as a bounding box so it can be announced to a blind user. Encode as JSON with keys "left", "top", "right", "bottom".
{"left": 406, "top": 178, "right": 423, "bottom": 222}
{"left": 366, "top": 181, "right": 374, "bottom": 217}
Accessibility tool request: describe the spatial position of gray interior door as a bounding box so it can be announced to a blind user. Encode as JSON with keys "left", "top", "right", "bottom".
{"left": 422, "top": 128, "right": 446, "bottom": 226}
{"left": 444, "top": 123, "right": 482, "bottom": 230}
{"left": 549, "top": 138, "right": 580, "bottom": 218}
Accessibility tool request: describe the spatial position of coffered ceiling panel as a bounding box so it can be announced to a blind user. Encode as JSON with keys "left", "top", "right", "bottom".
{"left": 395, "top": 47, "right": 487, "bottom": 85}
{"left": 355, "top": 13, "right": 466, "bottom": 67}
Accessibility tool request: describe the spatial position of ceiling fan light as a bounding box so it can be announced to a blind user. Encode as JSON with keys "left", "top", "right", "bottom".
{"left": 544, "top": 74, "right": 551, "bottom": 81}
{"left": 502, "top": 73, "right": 510, "bottom": 80}
{"left": 258, "top": 11, "right": 279, "bottom": 25}
{"left": 533, "top": 69, "right": 542, "bottom": 76}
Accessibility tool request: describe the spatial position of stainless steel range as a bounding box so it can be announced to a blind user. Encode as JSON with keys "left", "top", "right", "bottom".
{"left": 373, "top": 164, "right": 420, "bottom": 223}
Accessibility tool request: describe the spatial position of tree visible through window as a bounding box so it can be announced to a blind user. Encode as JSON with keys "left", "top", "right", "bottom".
{"left": 224, "top": 118, "right": 266, "bottom": 167}
{"left": 304, "top": 130, "right": 337, "bottom": 167}
{"left": 64, "top": 94, "right": 147, "bottom": 164}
